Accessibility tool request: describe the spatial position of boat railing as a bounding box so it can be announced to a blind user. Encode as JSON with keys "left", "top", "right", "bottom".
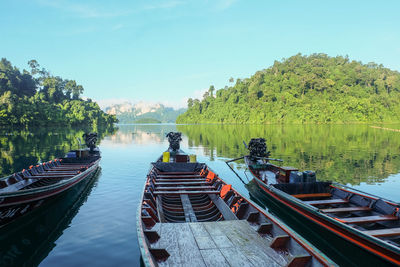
{"left": 332, "top": 182, "right": 400, "bottom": 206}
{"left": 269, "top": 185, "right": 321, "bottom": 212}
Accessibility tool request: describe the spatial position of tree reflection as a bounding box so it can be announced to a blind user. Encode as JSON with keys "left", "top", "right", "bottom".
{"left": 177, "top": 124, "right": 400, "bottom": 185}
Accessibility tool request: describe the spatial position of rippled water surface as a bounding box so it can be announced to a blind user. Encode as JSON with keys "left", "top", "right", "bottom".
{"left": 1, "top": 124, "right": 400, "bottom": 266}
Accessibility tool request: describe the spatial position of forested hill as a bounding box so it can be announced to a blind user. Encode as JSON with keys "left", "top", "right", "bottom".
{"left": 176, "top": 54, "right": 400, "bottom": 124}
{"left": 0, "top": 58, "right": 117, "bottom": 127}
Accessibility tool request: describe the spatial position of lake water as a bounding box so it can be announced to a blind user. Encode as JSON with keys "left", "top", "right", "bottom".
{"left": 1, "top": 124, "right": 400, "bottom": 266}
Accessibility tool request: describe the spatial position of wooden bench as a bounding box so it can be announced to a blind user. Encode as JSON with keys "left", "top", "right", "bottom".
{"left": 304, "top": 199, "right": 349, "bottom": 206}
{"left": 362, "top": 227, "right": 400, "bottom": 237}
{"left": 338, "top": 215, "right": 398, "bottom": 224}
{"left": 208, "top": 194, "right": 238, "bottom": 221}
{"left": 321, "top": 206, "right": 372, "bottom": 213}
{"left": 154, "top": 179, "right": 206, "bottom": 183}
{"left": 153, "top": 190, "right": 220, "bottom": 195}
{"left": 155, "top": 181, "right": 210, "bottom": 186}
{"left": 156, "top": 186, "right": 215, "bottom": 191}
{"left": 292, "top": 193, "right": 332, "bottom": 199}
{"left": 156, "top": 175, "right": 204, "bottom": 179}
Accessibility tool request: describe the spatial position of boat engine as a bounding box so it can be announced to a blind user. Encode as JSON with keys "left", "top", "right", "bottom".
{"left": 248, "top": 138, "right": 270, "bottom": 160}
{"left": 166, "top": 132, "right": 182, "bottom": 152}
{"left": 83, "top": 132, "right": 98, "bottom": 152}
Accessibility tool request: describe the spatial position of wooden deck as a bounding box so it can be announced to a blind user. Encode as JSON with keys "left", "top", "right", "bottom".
{"left": 150, "top": 220, "right": 288, "bottom": 267}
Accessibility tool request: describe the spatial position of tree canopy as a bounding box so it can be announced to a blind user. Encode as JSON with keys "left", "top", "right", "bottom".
{"left": 177, "top": 53, "right": 400, "bottom": 124}
{"left": 0, "top": 58, "right": 117, "bottom": 127}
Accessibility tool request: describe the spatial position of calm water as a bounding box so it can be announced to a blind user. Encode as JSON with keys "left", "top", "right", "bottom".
{"left": 1, "top": 124, "right": 400, "bottom": 266}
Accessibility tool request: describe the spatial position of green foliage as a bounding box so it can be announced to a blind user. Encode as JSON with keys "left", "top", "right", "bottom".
{"left": 0, "top": 125, "right": 117, "bottom": 176}
{"left": 0, "top": 58, "right": 117, "bottom": 127}
{"left": 177, "top": 124, "right": 400, "bottom": 185}
{"left": 177, "top": 54, "right": 400, "bottom": 124}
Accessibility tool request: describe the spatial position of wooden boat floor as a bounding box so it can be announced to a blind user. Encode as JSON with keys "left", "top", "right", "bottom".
{"left": 150, "top": 220, "right": 287, "bottom": 267}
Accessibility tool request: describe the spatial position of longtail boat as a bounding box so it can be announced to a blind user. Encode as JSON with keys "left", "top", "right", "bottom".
{"left": 137, "top": 132, "right": 336, "bottom": 267}
{"left": 0, "top": 167, "right": 100, "bottom": 266}
{"left": 0, "top": 133, "right": 101, "bottom": 228}
{"left": 242, "top": 138, "right": 400, "bottom": 266}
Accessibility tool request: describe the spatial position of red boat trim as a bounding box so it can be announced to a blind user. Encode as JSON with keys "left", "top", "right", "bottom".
{"left": 0, "top": 161, "right": 99, "bottom": 207}
{"left": 254, "top": 177, "right": 400, "bottom": 266}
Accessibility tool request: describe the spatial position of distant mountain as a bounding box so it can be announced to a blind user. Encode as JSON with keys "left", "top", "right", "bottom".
{"left": 105, "top": 102, "right": 186, "bottom": 123}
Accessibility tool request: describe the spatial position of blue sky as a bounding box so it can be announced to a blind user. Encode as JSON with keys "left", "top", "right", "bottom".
{"left": 1, "top": 0, "right": 400, "bottom": 108}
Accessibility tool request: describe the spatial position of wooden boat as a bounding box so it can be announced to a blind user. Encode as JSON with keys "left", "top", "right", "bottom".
{"left": 243, "top": 138, "right": 400, "bottom": 266}
{"left": 0, "top": 133, "right": 101, "bottom": 228}
{"left": 0, "top": 167, "right": 100, "bottom": 266}
{"left": 137, "top": 132, "right": 336, "bottom": 267}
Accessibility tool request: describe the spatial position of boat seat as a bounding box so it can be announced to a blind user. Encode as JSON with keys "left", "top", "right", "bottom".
{"left": 153, "top": 190, "right": 220, "bottom": 195}
{"left": 156, "top": 175, "right": 204, "bottom": 179}
{"left": 208, "top": 194, "right": 238, "bottom": 220}
{"left": 304, "top": 199, "right": 349, "bottom": 206}
{"left": 292, "top": 193, "right": 332, "bottom": 199}
{"left": 154, "top": 181, "right": 210, "bottom": 186}
{"left": 321, "top": 206, "right": 372, "bottom": 213}
{"left": 338, "top": 215, "right": 398, "bottom": 224}
{"left": 362, "top": 227, "right": 400, "bottom": 237}
{"left": 155, "top": 186, "right": 215, "bottom": 191}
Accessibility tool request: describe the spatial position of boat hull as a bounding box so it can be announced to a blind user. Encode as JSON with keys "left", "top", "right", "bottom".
{"left": 0, "top": 159, "right": 100, "bottom": 228}
{"left": 251, "top": 176, "right": 400, "bottom": 266}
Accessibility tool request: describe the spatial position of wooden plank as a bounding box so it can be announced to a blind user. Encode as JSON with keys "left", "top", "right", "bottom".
{"left": 189, "top": 222, "right": 209, "bottom": 237}
{"left": 155, "top": 179, "right": 206, "bottom": 183}
{"left": 153, "top": 190, "right": 220, "bottom": 195}
{"left": 156, "top": 171, "right": 198, "bottom": 175}
{"left": 219, "top": 247, "right": 256, "bottom": 267}
{"left": 152, "top": 223, "right": 182, "bottom": 267}
{"left": 292, "top": 193, "right": 332, "bottom": 199}
{"left": 210, "top": 234, "right": 235, "bottom": 249}
{"left": 339, "top": 215, "right": 398, "bottom": 224}
{"left": 180, "top": 194, "right": 197, "bottom": 222}
{"left": 362, "top": 227, "right": 400, "bottom": 237}
{"left": 208, "top": 194, "right": 238, "bottom": 221}
{"left": 321, "top": 206, "right": 372, "bottom": 213}
{"left": 304, "top": 199, "right": 349, "bottom": 206}
{"left": 156, "top": 196, "right": 166, "bottom": 223}
{"left": 176, "top": 223, "right": 206, "bottom": 266}
{"left": 213, "top": 220, "right": 285, "bottom": 266}
{"left": 155, "top": 181, "right": 210, "bottom": 186}
{"left": 194, "top": 236, "right": 217, "bottom": 250}
{"left": 157, "top": 175, "right": 204, "bottom": 179}
{"left": 199, "top": 249, "right": 230, "bottom": 267}
{"left": 156, "top": 186, "right": 215, "bottom": 191}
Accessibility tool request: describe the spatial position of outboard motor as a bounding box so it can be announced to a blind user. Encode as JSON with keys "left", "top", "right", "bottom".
{"left": 166, "top": 132, "right": 182, "bottom": 152}
{"left": 83, "top": 132, "right": 98, "bottom": 152}
{"left": 248, "top": 138, "right": 270, "bottom": 160}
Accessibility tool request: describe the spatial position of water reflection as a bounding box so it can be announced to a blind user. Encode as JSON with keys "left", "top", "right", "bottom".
{"left": 177, "top": 124, "right": 400, "bottom": 185}
{"left": 0, "top": 126, "right": 116, "bottom": 177}
{"left": 0, "top": 169, "right": 100, "bottom": 267}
